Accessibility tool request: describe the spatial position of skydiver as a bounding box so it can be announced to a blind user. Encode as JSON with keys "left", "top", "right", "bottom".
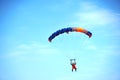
{"left": 70, "top": 59, "right": 77, "bottom": 72}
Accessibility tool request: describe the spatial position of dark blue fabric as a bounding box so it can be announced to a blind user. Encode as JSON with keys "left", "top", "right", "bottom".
{"left": 86, "top": 31, "right": 92, "bottom": 37}
{"left": 48, "top": 27, "right": 73, "bottom": 41}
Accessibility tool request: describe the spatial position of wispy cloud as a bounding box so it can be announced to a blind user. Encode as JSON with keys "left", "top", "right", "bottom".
{"left": 73, "top": 2, "right": 120, "bottom": 27}
{"left": 100, "top": 45, "right": 120, "bottom": 56}
{"left": 82, "top": 40, "right": 98, "bottom": 51}
{"left": 5, "top": 42, "right": 60, "bottom": 58}
{"left": 86, "top": 45, "right": 97, "bottom": 50}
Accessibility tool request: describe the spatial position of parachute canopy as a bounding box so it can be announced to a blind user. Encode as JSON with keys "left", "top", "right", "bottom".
{"left": 48, "top": 27, "right": 92, "bottom": 42}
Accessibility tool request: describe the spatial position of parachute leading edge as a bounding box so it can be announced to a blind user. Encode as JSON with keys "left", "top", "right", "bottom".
{"left": 48, "top": 27, "right": 92, "bottom": 42}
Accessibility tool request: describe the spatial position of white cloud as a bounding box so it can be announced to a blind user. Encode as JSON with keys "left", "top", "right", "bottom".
{"left": 7, "top": 42, "right": 60, "bottom": 58}
{"left": 82, "top": 40, "right": 97, "bottom": 50}
{"left": 74, "top": 2, "right": 120, "bottom": 27}
{"left": 100, "top": 45, "right": 120, "bottom": 56}
{"left": 86, "top": 45, "right": 97, "bottom": 50}
{"left": 90, "top": 44, "right": 120, "bottom": 67}
{"left": 77, "top": 10, "right": 118, "bottom": 25}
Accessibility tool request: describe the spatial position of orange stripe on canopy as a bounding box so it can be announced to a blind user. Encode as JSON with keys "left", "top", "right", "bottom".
{"left": 73, "top": 27, "right": 87, "bottom": 33}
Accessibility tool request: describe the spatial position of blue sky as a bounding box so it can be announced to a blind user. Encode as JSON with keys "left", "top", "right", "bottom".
{"left": 0, "top": 0, "right": 120, "bottom": 80}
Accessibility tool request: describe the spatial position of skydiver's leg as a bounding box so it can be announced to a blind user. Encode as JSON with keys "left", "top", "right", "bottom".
{"left": 75, "top": 68, "right": 77, "bottom": 71}
{"left": 72, "top": 69, "right": 73, "bottom": 72}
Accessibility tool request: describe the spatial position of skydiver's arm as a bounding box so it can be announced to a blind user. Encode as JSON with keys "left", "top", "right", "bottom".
{"left": 74, "top": 59, "right": 76, "bottom": 63}
{"left": 70, "top": 59, "right": 72, "bottom": 65}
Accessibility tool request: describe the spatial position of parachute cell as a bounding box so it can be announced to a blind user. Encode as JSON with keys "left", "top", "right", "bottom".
{"left": 48, "top": 27, "right": 92, "bottom": 42}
